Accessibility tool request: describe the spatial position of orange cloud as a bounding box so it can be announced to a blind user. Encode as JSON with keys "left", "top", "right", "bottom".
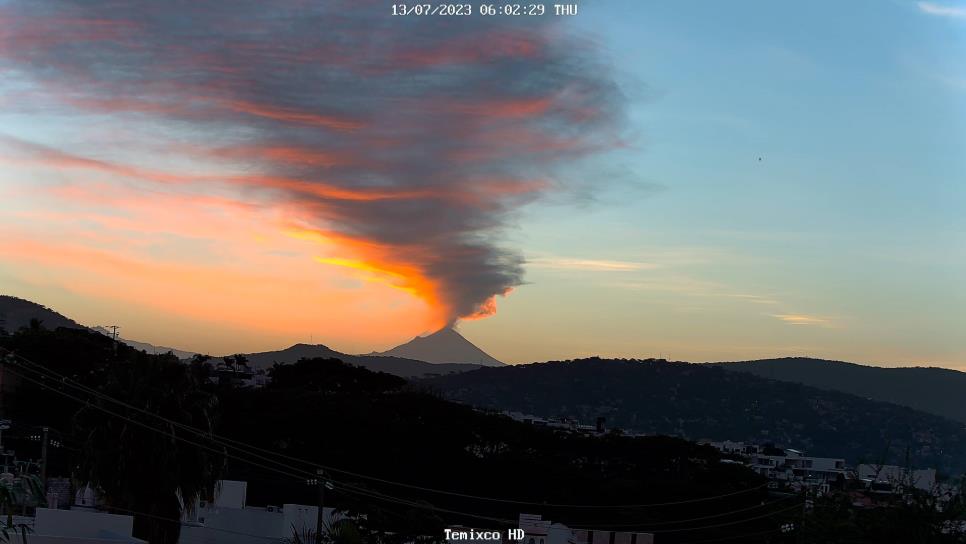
{"left": 460, "top": 288, "right": 513, "bottom": 321}
{"left": 220, "top": 99, "right": 364, "bottom": 131}
{"left": 447, "top": 96, "right": 556, "bottom": 119}
{"left": 288, "top": 226, "right": 449, "bottom": 329}
{"left": 0, "top": 0, "right": 625, "bottom": 331}
{"left": 771, "top": 314, "right": 832, "bottom": 326}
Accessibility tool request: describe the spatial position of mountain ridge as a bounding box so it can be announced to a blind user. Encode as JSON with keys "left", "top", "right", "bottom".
{"left": 91, "top": 326, "right": 198, "bottom": 359}
{"left": 6, "top": 295, "right": 964, "bottom": 413}
{"left": 212, "top": 342, "right": 485, "bottom": 378}
{"left": 424, "top": 357, "right": 966, "bottom": 474}
{"left": 713, "top": 357, "right": 966, "bottom": 424}
{"left": 0, "top": 296, "right": 484, "bottom": 378}
{"left": 369, "top": 327, "right": 504, "bottom": 366}
{"left": 0, "top": 295, "right": 85, "bottom": 332}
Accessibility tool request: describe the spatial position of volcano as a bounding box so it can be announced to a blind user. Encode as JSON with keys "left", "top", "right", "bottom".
{"left": 371, "top": 328, "right": 504, "bottom": 366}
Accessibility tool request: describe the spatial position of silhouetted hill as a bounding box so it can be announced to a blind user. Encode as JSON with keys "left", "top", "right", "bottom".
{"left": 425, "top": 358, "right": 966, "bottom": 475}
{"left": 0, "top": 295, "right": 201, "bottom": 359}
{"left": 714, "top": 357, "right": 966, "bottom": 424}
{"left": 91, "top": 326, "right": 198, "bottom": 359}
{"left": 2, "top": 327, "right": 772, "bottom": 543}
{"left": 0, "top": 295, "right": 84, "bottom": 332}
{"left": 1, "top": 296, "right": 482, "bottom": 379}
{"left": 370, "top": 327, "right": 504, "bottom": 366}
{"left": 219, "top": 343, "right": 485, "bottom": 378}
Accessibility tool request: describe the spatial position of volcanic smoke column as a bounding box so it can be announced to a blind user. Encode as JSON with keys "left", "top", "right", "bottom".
{"left": 0, "top": 0, "right": 627, "bottom": 326}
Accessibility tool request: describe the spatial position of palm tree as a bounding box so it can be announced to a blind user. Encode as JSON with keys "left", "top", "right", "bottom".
{"left": 323, "top": 519, "right": 365, "bottom": 544}
{"left": 72, "top": 352, "right": 224, "bottom": 544}
{"left": 286, "top": 518, "right": 365, "bottom": 544}
{"left": 0, "top": 474, "right": 43, "bottom": 543}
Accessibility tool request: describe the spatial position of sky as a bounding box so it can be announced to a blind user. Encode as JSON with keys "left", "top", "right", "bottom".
{"left": 1, "top": 1, "right": 964, "bottom": 368}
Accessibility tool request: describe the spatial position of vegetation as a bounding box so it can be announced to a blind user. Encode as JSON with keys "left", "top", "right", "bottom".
{"left": 0, "top": 474, "right": 42, "bottom": 543}
{"left": 1, "top": 326, "right": 771, "bottom": 543}
{"left": 2, "top": 326, "right": 965, "bottom": 543}
{"left": 216, "top": 356, "right": 773, "bottom": 542}
{"left": 717, "top": 357, "right": 966, "bottom": 424}
{"left": 800, "top": 481, "right": 966, "bottom": 543}
{"left": 424, "top": 358, "right": 966, "bottom": 476}
{"left": 1, "top": 326, "right": 223, "bottom": 544}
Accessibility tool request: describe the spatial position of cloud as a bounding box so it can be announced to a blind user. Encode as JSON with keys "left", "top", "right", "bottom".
{"left": 613, "top": 276, "right": 832, "bottom": 325}
{"left": 527, "top": 257, "right": 658, "bottom": 272}
{"left": 771, "top": 314, "right": 831, "bottom": 326}
{"left": 721, "top": 294, "right": 780, "bottom": 305}
{"left": 0, "top": 0, "right": 628, "bottom": 327}
{"left": 917, "top": 1, "right": 966, "bottom": 19}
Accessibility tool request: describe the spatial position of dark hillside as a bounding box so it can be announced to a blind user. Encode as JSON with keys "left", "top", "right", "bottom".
{"left": 1, "top": 327, "right": 774, "bottom": 543}
{"left": 426, "top": 358, "right": 966, "bottom": 475}
{"left": 715, "top": 357, "right": 966, "bottom": 424}
{"left": 0, "top": 295, "right": 84, "bottom": 332}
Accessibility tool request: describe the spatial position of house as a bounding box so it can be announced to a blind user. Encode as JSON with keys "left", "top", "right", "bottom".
{"left": 702, "top": 440, "right": 846, "bottom": 493}
{"left": 518, "top": 514, "right": 654, "bottom": 544}
{"left": 703, "top": 440, "right": 762, "bottom": 456}
{"left": 181, "top": 479, "right": 338, "bottom": 544}
{"left": 857, "top": 464, "right": 937, "bottom": 492}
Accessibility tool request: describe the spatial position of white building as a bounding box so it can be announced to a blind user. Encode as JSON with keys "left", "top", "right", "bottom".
{"left": 857, "top": 464, "right": 937, "bottom": 492}
{"left": 703, "top": 440, "right": 762, "bottom": 456}
{"left": 181, "top": 480, "right": 338, "bottom": 544}
{"left": 748, "top": 449, "right": 846, "bottom": 484}
{"left": 703, "top": 441, "right": 846, "bottom": 493}
{"left": 518, "top": 514, "right": 654, "bottom": 544}
{"left": 502, "top": 412, "right": 608, "bottom": 436}
{"left": 28, "top": 508, "right": 146, "bottom": 544}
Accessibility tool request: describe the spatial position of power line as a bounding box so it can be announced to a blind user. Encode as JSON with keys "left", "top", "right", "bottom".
{"left": 3, "top": 360, "right": 802, "bottom": 534}
{"left": 569, "top": 493, "right": 802, "bottom": 529}
{"left": 0, "top": 363, "right": 518, "bottom": 525}
{"left": 2, "top": 349, "right": 770, "bottom": 510}
{"left": 680, "top": 526, "right": 784, "bottom": 543}
{"left": 565, "top": 501, "right": 803, "bottom": 534}
{"left": 102, "top": 504, "right": 297, "bottom": 542}
{"left": 638, "top": 501, "right": 804, "bottom": 534}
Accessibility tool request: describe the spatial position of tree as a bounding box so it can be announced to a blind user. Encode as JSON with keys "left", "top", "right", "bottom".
{"left": 802, "top": 484, "right": 966, "bottom": 543}
{"left": 1, "top": 328, "right": 223, "bottom": 542}
{"left": 189, "top": 354, "right": 214, "bottom": 385}
{"left": 72, "top": 353, "right": 224, "bottom": 544}
{"left": 223, "top": 354, "right": 249, "bottom": 372}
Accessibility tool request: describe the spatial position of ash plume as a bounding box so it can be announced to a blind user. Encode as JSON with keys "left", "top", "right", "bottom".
{"left": 0, "top": 1, "right": 626, "bottom": 323}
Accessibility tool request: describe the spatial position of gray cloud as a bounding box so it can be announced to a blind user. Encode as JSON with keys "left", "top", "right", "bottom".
{"left": 0, "top": 0, "right": 628, "bottom": 322}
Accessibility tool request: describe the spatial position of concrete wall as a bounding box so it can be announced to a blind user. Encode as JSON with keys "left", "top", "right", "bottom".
{"left": 180, "top": 505, "right": 335, "bottom": 544}
{"left": 31, "top": 508, "right": 145, "bottom": 544}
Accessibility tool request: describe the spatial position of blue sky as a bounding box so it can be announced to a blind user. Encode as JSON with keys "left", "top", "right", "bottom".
{"left": 464, "top": 0, "right": 966, "bottom": 367}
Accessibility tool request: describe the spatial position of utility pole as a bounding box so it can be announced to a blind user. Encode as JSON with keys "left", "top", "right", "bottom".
{"left": 107, "top": 325, "right": 120, "bottom": 356}
{"left": 315, "top": 468, "right": 325, "bottom": 543}
{"left": 0, "top": 419, "right": 10, "bottom": 472}
{"left": 799, "top": 486, "right": 809, "bottom": 544}
{"left": 40, "top": 426, "right": 49, "bottom": 487}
